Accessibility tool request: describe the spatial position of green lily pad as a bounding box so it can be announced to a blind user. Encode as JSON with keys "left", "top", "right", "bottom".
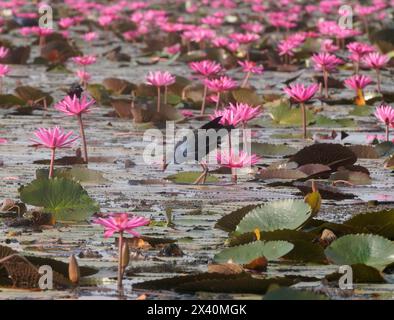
{"left": 166, "top": 172, "right": 219, "bottom": 184}
{"left": 263, "top": 287, "right": 329, "bottom": 300}
{"left": 214, "top": 241, "right": 294, "bottom": 264}
{"left": 236, "top": 200, "right": 312, "bottom": 234}
{"left": 269, "top": 102, "right": 315, "bottom": 126}
{"left": 344, "top": 209, "right": 394, "bottom": 240}
{"left": 215, "top": 204, "right": 257, "bottom": 232}
{"left": 289, "top": 143, "right": 357, "bottom": 170}
{"left": 0, "top": 94, "right": 25, "bottom": 107}
{"left": 231, "top": 88, "right": 263, "bottom": 106}
{"left": 87, "top": 84, "right": 112, "bottom": 106}
{"left": 36, "top": 167, "right": 108, "bottom": 185}
{"left": 133, "top": 272, "right": 317, "bottom": 294}
{"left": 314, "top": 115, "right": 356, "bottom": 128}
{"left": 375, "top": 142, "right": 394, "bottom": 157}
{"left": 325, "top": 234, "right": 394, "bottom": 271}
{"left": 19, "top": 178, "right": 99, "bottom": 222}
{"left": 325, "top": 264, "right": 386, "bottom": 284}
{"left": 227, "top": 230, "right": 326, "bottom": 263}
{"left": 250, "top": 142, "right": 298, "bottom": 158}
{"left": 348, "top": 106, "right": 373, "bottom": 117}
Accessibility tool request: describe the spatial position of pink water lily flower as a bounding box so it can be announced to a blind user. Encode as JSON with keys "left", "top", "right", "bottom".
{"left": 344, "top": 74, "right": 372, "bottom": 91}
{"left": 94, "top": 213, "right": 150, "bottom": 289}
{"left": 76, "top": 70, "right": 91, "bottom": 86}
{"left": 31, "top": 127, "right": 79, "bottom": 178}
{"left": 238, "top": 60, "right": 264, "bottom": 88}
{"left": 189, "top": 60, "right": 221, "bottom": 78}
{"left": 347, "top": 42, "right": 375, "bottom": 73}
{"left": 363, "top": 52, "right": 390, "bottom": 92}
{"left": 189, "top": 60, "right": 221, "bottom": 115}
{"left": 0, "top": 46, "right": 9, "bottom": 59}
{"left": 344, "top": 74, "right": 372, "bottom": 106}
{"left": 0, "top": 64, "right": 10, "bottom": 77}
{"left": 213, "top": 103, "right": 261, "bottom": 127}
{"left": 146, "top": 71, "right": 176, "bottom": 112}
{"left": 284, "top": 83, "right": 319, "bottom": 139}
{"left": 94, "top": 213, "right": 150, "bottom": 238}
{"left": 55, "top": 94, "right": 95, "bottom": 163}
{"left": 284, "top": 83, "right": 319, "bottom": 103}
{"left": 83, "top": 32, "right": 98, "bottom": 42}
{"left": 321, "top": 39, "right": 339, "bottom": 53}
{"left": 217, "top": 150, "right": 260, "bottom": 183}
{"left": 374, "top": 103, "right": 394, "bottom": 141}
{"left": 72, "top": 55, "right": 97, "bottom": 68}
{"left": 55, "top": 94, "right": 95, "bottom": 116}
{"left": 204, "top": 76, "right": 237, "bottom": 110}
{"left": 0, "top": 64, "right": 10, "bottom": 94}
{"left": 311, "top": 52, "right": 343, "bottom": 98}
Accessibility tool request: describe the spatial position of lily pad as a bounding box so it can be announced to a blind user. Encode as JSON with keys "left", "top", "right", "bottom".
{"left": 214, "top": 241, "right": 294, "bottom": 264}
{"left": 269, "top": 102, "right": 315, "bottom": 126}
{"left": 166, "top": 172, "right": 219, "bottom": 184}
{"left": 133, "top": 272, "right": 317, "bottom": 294}
{"left": 250, "top": 142, "right": 298, "bottom": 158}
{"left": 231, "top": 88, "right": 262, "bottom": 106}
{"left": 325, "top": 234, "right": 394, "bottom": 271}
{"left": 314, "top": 115, "right": 356, "bottom": 128}
{"left": 236, "top": 200, "right": 312, "bottom": 234}
{"left": 325, "top": 264, "right": 386, "bottom": 284}
{"left": 375, "top": 142, "right": 394, "bottom": 157}
{"left": 215, "top": 204, "right": 259, "bottom": 232}
{"left": 19, "top": 178, "right": 99, "bottom": 222}
{"left": 263, "top": 287, "right": 329, "bottom": 300}
{"left": 289, "top": 143, "right": 357, "bottom": 170}
{"left": 256, "top": 169, "right": 307, "bottom": 180}
{"left": 36, "top": 167, "right": 108, "bottom": 185}
{"left": 344, "top": 209, "right": 394, "bottom": 240}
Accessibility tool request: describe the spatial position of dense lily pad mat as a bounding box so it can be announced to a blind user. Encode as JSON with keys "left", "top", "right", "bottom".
{"left": 133, "top": 273, "right": 319, "bottom": 294}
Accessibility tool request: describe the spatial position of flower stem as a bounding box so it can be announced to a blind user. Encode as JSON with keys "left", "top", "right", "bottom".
{"left": 118, "top": 232, "right": 124, "bottom": 290}
{"left": 215, "top": 92, "right": 221, "bottom": 111}
{"left": 164, "top": 86, "right": 168, "bottom": 105}
{"left": 323, "top": 70, "right": 329, "bottom": 99}
{"left": 49, "top": 148, "right": 56, "bottom": 179}
{"left": 386, "top": 123, "right": 390, "bottom": 142}
{"left": 157, "top": 87, "right": 161, "bottom": 113}
{"left": 231, "top": 168, "right": 237, "bottom": 184}
{"left": 200, "top": 84, "right": 208, "bottom": 115}
{"left": 241, "top": 72, "right": 251, "bottom": 88}
{"left": 77, "top": 115, "right": 88, "bottom": 164}
{"left": 376, "top": 69, "right": 382, "bottom": 93}
{"left": 300, "top": 102, "right": 307, "bottom": 139}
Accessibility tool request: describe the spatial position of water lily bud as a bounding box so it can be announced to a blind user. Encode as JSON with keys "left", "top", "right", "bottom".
{"left": 68, "top": 254, "right": 80, "bottom": 284}
{"left": 121, "top": 241, "right": 130, "bottom": 269}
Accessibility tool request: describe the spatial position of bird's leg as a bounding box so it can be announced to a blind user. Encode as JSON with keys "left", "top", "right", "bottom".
{"left": 193, "top": 163, "right": 209, "bottom": 185}
{"left": 201, "top": 163, "right": 209, "bottom": 184}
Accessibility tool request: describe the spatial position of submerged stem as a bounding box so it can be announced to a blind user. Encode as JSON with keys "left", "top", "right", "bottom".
{"left": 386, "top": 123, "right": 390, "bottom": 142}
{"left": 300, "top": 102, "right": 307, "bottom": 139}
{"left": 200, "top": 85, "right": 208, "bottom": 115}
{"left": 215, "top": 92, "right": 221, "bottom": 111}
{"left": 78, "top": 115, "right": 88, "bottom": 164}
{"left": 118, "top": 232, "right": 124, "bottom": 290}
{"left": 49, "top": 148, "right": 56, "bottom": 179}
{"left": 157, "top": 87, "right": 161, "bottom": 113}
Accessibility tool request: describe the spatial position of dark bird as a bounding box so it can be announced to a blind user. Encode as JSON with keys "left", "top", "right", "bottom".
{"left": 164, "top": 117, "right": 233, "bottom": 184}
{"left": 67, "top": 83, "right": 84, "bottom": 98}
